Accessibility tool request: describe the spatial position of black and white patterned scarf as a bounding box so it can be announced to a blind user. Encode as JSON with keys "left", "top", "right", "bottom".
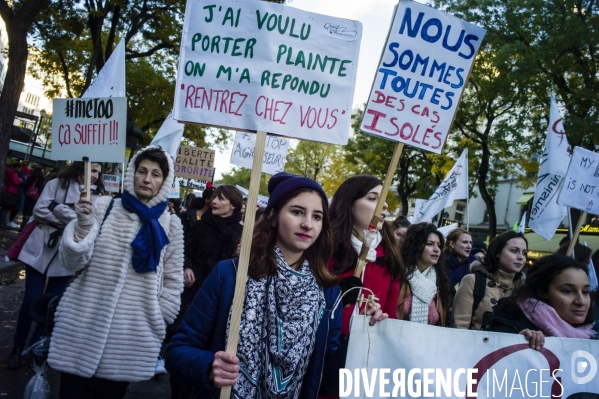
{"left": 226, "top": 246, "right": 325, "bottom": 399}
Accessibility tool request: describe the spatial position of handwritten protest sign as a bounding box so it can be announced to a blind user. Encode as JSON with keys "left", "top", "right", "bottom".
{"left": 173, "top": 0, "right": 361, "bottom": 145}
{"left": 230, "top": 132, "right": 289, "bottom": 174}
{"left": 169, "top": 178, "right": 181, "bottom": 198}
{"left": 102, "top": 174, "right": 121, "bottom": 193}
{"left": 52, "top": 97, "right": 127, "bottom": 162}
{"left": 344, "top": 318, "right": 598, "bottom": 398}
{"left": 178, "top": 178, "right": 210, "bottom": 191}
{"left": 360, "top": 0, "right": 486, "bottom": 153}
{"left": 174, "top": 145, "right": 215, "bottom": 180}
{"left": 557, "top": 146, "right": 599, "bottom": 214}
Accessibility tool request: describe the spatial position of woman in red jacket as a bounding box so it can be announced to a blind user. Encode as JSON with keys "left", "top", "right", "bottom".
{"left": 319, "top": 175, "right": 403, "bottom": 397}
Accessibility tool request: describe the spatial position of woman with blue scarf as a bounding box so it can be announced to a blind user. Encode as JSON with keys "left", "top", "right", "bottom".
{"left": 48, "top": 146, "right": 184, "bottom": 398}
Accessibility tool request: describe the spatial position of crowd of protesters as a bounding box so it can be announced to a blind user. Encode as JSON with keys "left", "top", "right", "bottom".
{"left": 2, "top": 148, "right": 598, "bottom": 398}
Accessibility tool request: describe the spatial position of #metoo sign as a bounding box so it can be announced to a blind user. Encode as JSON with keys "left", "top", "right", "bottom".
{"left": 558, "top": 146, "right": 599, "bottom": 214}
{"left": 174, "top": 0, "right": 362, "bottom": 145}
{"left": 360, "top": 0, "right": 486, "bottom": 153}
{"left": 52, "top": 97, "right": 127, "bottom": 163}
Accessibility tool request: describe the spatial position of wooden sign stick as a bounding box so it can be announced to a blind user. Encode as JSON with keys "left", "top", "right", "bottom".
{"left": 566, "top": 211, "right": 587, "bottom": 257}
{"left": 220, "top": 131, "right": 267, "bottom": 399}
{"left": 82, "top": 157, "right": 91, "bottom": 199}
{"left": 353, "top": 143, "right": 404, "bottom": 278}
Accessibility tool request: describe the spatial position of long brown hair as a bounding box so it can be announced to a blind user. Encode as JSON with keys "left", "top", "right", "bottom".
{"left": 329, "top": 175, "right": 403, "bottom": 279}
{"left": 401, "top": 223, "right": 452, "bottom": 318}
{"left": 248, "top": 188, "right": 337, "bottom": 288}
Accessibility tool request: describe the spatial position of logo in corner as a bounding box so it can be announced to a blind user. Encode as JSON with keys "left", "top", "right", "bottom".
{"left": 571, "top": 350, "right": 597, "bottom": 385}
{"left": 323, "top": 23, "right": 358, "bottom": 41}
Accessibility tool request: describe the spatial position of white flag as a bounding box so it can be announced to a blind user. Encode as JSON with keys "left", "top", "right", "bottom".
{"left": 82, "top": 41, "right": 126, "bottom": 98}
{"left": 416, "top": 149, "right": 468, "bottom": 222}
{"left": 150, "top": 109, "right": 185, "bottom": 159}
{"left": 543, "top": 94, "right": 571, "bottom": 175}
{"left": 529, "top": 94, "right": 571, "bottom": 241}
{"left": 518, "top": 211, "right": 527, "bottom": 233}
{"left": 438, "top": 223, "right": 458, "bottom": 237}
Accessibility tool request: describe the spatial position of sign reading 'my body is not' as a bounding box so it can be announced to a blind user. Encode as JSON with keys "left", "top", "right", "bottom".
{"left": 360, "top": 0, "right": 486, "bottom": 153}
{"left": 52, "top": 97, "right": 127, "bottom": 163}
{"left": 174, "top": 145, "right": 215, "bottom": 180}
{"left": 558, "top": 146, "right": 599, "bottom": 214}
{"left": 174, "top": 0, "right": 362, "bottom": 145}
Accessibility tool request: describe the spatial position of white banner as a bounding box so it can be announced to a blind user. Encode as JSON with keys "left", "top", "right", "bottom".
{"left": 360, "top": 1, "right": 486, "bottom": 153}
{"left": 235, "top": 184, "right": 269, "bottom": 208}
{"left": 343, "top": 317, "right": 599, "bottom": 398}
{"left": 558, "top": 147, "right": 599, "bottom": 214}
{"left": 51, "top": 97, "right": 127, "bottom": 163}
{"left": 529, "top": 95, "right": 571, "bottom": 241}
{"left": 174, "top": 0, "right": 362, "bottom": 145}
{"left": 416, "top": 149, "right": 468, "bottom": 222}
{"left": 102, "top": 173, "right": 121, "bottom": 193}
{"left": 178, "top": 178, "right": 210, "bottom": 191}
{"left": 230, "top": 132, "right": 289, "bottom": 175}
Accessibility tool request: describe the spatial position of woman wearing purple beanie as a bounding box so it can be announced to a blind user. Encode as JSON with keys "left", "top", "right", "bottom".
{"left": 166, "top": 172, "right": 385, "bottom": 398}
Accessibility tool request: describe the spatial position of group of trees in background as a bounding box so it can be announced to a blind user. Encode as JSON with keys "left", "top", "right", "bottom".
{"left": 0, "top": 0, "right": 597, "bottom": 238}
{"left": 219, "top": 0, "right": 599, "bottom": 238}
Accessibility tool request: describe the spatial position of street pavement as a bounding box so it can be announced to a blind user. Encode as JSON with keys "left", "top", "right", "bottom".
{"left": 0, "top": 226, "right": 172, "bottom": 398}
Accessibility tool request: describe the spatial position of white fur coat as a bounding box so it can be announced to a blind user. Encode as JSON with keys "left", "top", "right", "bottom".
{"left": 48, "top": 147, "right": 184, "bottom": 381}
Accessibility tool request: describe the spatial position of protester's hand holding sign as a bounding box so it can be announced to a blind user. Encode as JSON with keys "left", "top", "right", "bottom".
{"left": 210, "top": 351, "right": 239, "bottom": 388}
{"left": 362, "top": 301, "right": 388, "bottom": 327}
{"left": 519, "top": 329, "right": 545, "bottom": 351}
{"left": 74, "top": 191, "right": 94, "bottom": 240}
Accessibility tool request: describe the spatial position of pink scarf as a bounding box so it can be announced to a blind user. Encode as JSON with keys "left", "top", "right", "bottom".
{"left": 518, "top": 298, "right": 595, "bottom": 339}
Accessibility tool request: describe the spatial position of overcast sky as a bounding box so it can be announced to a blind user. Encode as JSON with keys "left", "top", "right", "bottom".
{"left": 213, "top": 0, "right": 402, "bottom": 180}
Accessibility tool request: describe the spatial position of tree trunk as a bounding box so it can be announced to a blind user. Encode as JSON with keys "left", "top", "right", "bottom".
{"left": 0, "top": 22, "right": 30, "bottom": 181}
{"left": 477, "top": 141, "right": 497, "bottom": 238}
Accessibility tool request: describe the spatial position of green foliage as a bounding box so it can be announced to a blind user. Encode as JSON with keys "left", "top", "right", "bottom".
{"left": 284, "top": 140, "right": 338, "bottom": 182}
{"left": 216, "top": 167, "right": 271, "bottom": 196}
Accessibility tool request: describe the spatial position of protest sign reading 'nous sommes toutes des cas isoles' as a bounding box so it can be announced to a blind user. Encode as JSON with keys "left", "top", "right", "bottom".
{"left": 360, "top": 0, "right": 486, "bottom": 154}
{"left": 174, "top": 0, "right": 362, "bottom": 145}
{"left": 558, "top": 146, "right": 599, "bottom": 214}
{"left": 52, "top": 97, "right": 127, "bottom": 163}
{"left": 230, "top": 131, "right": 289, "bottom": 175}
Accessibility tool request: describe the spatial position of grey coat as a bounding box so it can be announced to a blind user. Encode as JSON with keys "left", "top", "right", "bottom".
{"left": 18, "top": 177, "right": 96, "bottom": 277}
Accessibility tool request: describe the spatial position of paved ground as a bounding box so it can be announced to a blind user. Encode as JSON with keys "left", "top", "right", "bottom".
{"left": 0, "top": 224, "right": 172, "bottom": 398}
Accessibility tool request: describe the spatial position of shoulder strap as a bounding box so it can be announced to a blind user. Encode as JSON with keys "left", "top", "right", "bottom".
{"left": 471, "top": 271, "right": 486, "bottom": 315}
{"left": 103, "top": 198, "right": 115, "bottom": 224}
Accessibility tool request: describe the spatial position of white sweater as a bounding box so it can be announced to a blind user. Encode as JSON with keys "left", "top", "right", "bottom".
{"left": 48, "top": 147, "right": 184, "bottom": 381}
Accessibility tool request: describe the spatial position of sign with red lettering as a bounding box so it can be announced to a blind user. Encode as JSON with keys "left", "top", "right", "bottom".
{"left": 360, "top": 0, "right": 486, "bottom": 153}
{"left": 174, "top": 0, "right": 362, "bottom": 145}
{"left": 51, "top": 97, "right": 127, "bottom": 163}
{"left": 174, "top": 145, "right": 216, "bottom": 180}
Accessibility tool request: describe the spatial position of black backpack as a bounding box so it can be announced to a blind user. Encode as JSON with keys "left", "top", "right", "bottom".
{"left": 470, "top": 270, "right": 487, "bottom": 329}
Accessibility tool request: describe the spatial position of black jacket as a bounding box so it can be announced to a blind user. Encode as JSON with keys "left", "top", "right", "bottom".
{"left": 183, "top": 209, "right": 243, "bottom": 289}
{"left": 481, "top": 297, "right": 538, "bottom": 334}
